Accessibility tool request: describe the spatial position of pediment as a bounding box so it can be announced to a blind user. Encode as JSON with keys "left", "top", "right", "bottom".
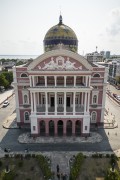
{"left": 33, "top": 56, "right": 87, "bottom": 71}
{"left": 27, "top": 49, "right": 93, "bottom": 71}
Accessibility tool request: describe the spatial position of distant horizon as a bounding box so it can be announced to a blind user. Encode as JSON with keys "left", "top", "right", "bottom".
{"left": 0, "top": 54, "right": 39, "bottom": 56}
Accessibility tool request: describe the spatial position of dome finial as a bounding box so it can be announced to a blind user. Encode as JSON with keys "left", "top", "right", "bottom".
{"left": 59, "top": 12, "right": 63, "bottom": 25}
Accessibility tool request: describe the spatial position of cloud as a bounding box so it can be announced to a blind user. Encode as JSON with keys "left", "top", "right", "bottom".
{"left": 106, "top": 8, "right": 120, "bottom": 36}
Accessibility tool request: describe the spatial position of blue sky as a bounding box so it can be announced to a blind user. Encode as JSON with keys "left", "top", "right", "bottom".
{"left": 0, "top": 0, "right": 120, "bottom": 55}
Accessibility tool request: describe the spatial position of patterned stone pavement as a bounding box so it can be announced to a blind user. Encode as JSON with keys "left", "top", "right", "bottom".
{"left": 18, "top": 132, "right": 103, "bottom": 144}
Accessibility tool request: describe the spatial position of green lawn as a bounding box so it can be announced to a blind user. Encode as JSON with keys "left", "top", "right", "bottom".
{"left": 0, "top": 154, "right": 52, "bottom": 180}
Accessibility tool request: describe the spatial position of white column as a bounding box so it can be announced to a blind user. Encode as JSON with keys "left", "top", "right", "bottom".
{"left": 32, "top": 76, "right": 35, "bottom": 86}
{"left": 33, "top": 92, "right": 36, "bottom": 113}
{"left": 45, "top": 91, "right": 48, "bottom": 115}
{"left": 29, "top": 75, "right": 32, "bottom": 87}
{"left": 64, "top": 92, "right": 66, "bottom": 115}
{"left": 84, "top": 92, "right": 87, "bottom": 113}
{"left": 64, "top": 76, "right": 66, "bottom": 87}
{"left": 89, "top": 76, "right": 91, "bottom": 86}
{"left": 37, "top": 92, "right": 39, "bottom": 105}
{"left": 87, "top": 92, "right": 90, "bottom": 113}
{"left": 73, "top": 92, "right": 76, "bottom": 115}
{"left": 74, "top": 76, "right": 76, "bottom": 87}
{"left": 55, "top": 92, "right": 57, "bottom": 115}
{"left": 45, "top": 76, "right": 47, "bottom": 87}
{"left": 55, "top": 76, "right": 57, "bottom": 87}
{"left": 81, "top": 92, "right": 83, "bottom": 105}
{"left": 85, "top": 76, "right": 88, "bottom": 86}
{"left": 30, "top": 92, "right": 33, "bottom": 112}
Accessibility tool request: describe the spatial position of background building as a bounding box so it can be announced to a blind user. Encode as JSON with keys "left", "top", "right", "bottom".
{"left": 85, "top": 47, "right": 104, "bottom": 63}
{"left": 108, "top": 59, "right": 120, "bottom": 86}
{"left": 106, "top": 51, "right": 110, "bottom": 59}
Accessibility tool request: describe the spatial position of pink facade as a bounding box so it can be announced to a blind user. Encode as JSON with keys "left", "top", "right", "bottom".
{"left": 13, "top": 50, "right": 108, "bottom": 137}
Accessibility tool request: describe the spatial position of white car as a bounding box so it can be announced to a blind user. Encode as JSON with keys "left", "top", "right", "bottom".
{"left": 117, "top": 97, "right": 120, "bottom": 101}
{"left": 2, "top": 100, "right": 9, "bottom": 107}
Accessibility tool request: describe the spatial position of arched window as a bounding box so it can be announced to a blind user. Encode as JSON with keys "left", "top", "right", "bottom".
{"left": 93, "top": 95, "right": 97, "bottom": 104}
{"left": 93, "top": 73, "right": 100, "bottom": 77}
{"left": 24, "top": 111, "right": 29, "bottom": 121}
{"left": 91, "top": 111, "right": 97, "bottom": 123}
{"left": 24, "top": 95, "right": 28, "bottom": 104}
{"left": 21, "top": 73, "right": 28, "bottom": 78}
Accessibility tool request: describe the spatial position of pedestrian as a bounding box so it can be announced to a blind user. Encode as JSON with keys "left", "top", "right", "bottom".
{"left": 108, "top": 132, "right": 109, "bottom": 135}
{"left": 57, "top": 172, "right": 60, "bottom": 179}
{"left": 56, "top": 164, "right": 59, "bottom": 173}
{"left": 115, "top": 132, "right": 117, "bottom": 136}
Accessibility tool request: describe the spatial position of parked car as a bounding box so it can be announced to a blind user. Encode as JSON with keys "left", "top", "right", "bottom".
{"left": 113, "top": 93, "right": 117, "bottom": 98}
{"left": 117, "top": 97, "right": 120, "bottom": 101}
{"left": 116, "top": 96, "right": 120, "bottom": 100}
{"left": 2, "top": 100, "right": 9, "bottom": 107}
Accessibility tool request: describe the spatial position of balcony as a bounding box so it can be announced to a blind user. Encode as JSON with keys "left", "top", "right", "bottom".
{"left": 91, "top": 79, "right": 104, "bottom": 83}
{"left": 91, "top": 104, "right": 97, "bottom": 108}
{"left": 33, "top": 83, "right": 87, "bottom": 88}
{"left": 36, "top": 105, "right": 84, "bottom": 115}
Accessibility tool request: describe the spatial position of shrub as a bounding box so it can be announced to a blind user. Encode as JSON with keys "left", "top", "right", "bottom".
{"left": 30, "top": 166, "right": 34, "bottom": 171}
{"left": 92, "top": 153, "right": 99, "bottom": 158}
{"left": 36, "top": 154, "right": 52, "bottom": 179}
{"left": 0, "top": 160, "right": 3, "bottom": 167}
{"left": 70, "top": 153, "right": 84, "bottom": 180}
{"left": 31, "top": 154, "right": 36, "bottom": 158}
{"left": 18, "top": 161, "right": 23, "bottom": 167}
{"left": 99, "top": 154, "right": 103, "bottom": 158}
{"left": 25, "top": 154, "right": 31, "bottom": 159}
{"left": 105, "top": 169, "right": 120, "bottom": 180}
{"left": 4, "top": 154, "right": 9, "bottom": 158}
{"left": 106, "top": 154, "right": 110, "bottom": 158}
{"left": 0, "top": 170, "right": 16, "bottom": 180}
{"left": 15, "top": 154, "right": 21, "bottom": 158}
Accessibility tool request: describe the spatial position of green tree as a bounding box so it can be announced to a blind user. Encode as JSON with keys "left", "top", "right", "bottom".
{"left": 0, "top": 74, "right": 9, "bottom": 89}
{"left": 2, "top": 71, "right": 13, "bottom": 86}
{"left": 105, "top": 169, "right": 120, "bottom": 180}
{"left": 16, "top": 61, "right": 24, "bottom": 66}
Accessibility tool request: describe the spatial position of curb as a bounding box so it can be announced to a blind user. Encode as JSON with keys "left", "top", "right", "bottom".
{"left": 2, "top": 125, "right": 19, "bottom": 129}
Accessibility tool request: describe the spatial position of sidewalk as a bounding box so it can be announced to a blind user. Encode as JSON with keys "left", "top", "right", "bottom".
{"left": 2, "top": 113, "right": 18, "bottom": 129}
{"left": 104, "top": 107, "right": 118, "bottom": 129}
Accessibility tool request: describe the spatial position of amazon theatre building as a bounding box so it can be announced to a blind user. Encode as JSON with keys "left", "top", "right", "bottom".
{"left": 13, "top": 15, "right": 108, "bottom": 137}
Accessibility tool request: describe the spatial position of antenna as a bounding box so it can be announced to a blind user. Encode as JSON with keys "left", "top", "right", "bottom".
{"left": 96, "top": 46, "right": 98, "bottom": 52}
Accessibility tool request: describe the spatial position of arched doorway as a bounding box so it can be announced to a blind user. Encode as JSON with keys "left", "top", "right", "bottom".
{"left": 75, "top": 120, "right": 81, "bottom": 135}
{"left": 49, "top": 120, "right": 54, "bottom": 136}
{"left": 66, "top": 120, "right": 72, "bottom": 136}
{"left": 40, "top": 120, "right": 45, "bottom": 136}
{"left": 57, "top": 120, "right": 63, "bottom": 136}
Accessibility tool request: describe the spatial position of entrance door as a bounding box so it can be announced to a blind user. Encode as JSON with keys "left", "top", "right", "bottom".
{"left": 51, "top": 97, "right": 54, "bottom": 107}
{"left": 67, "top": 97, "right": 70, "bottom": 107}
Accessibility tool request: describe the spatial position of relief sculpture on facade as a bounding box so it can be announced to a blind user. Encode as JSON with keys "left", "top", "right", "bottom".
{"left": 38, "top": 56, "right": 82, "bottom": 70}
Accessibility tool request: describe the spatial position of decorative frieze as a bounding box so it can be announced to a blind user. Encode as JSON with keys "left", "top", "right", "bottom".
{"left": 38, "top": 56, "right": 82, "bottom": 70}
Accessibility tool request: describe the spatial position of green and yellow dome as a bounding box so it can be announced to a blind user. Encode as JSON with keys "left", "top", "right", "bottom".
{"left": 43, "top": 15, "right": 78, "bottom": 52}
